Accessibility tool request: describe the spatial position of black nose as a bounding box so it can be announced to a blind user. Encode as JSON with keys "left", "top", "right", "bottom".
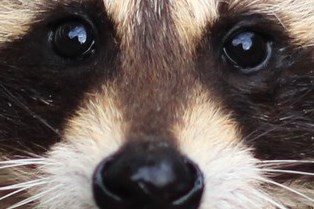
{"left": 93, "top": 146, "right": 204, "bottom": 209}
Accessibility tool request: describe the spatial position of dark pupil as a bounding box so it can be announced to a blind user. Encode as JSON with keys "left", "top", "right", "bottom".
{"left": 53, "top": 21, "right": 94, "bottom": 58}
{"left": 224, "top": 32, "right": 268, "bottom": 69}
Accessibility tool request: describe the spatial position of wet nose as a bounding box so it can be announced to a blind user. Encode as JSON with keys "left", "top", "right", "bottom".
{"left": 93, "top": 146, "right": 204, "bottom": 209}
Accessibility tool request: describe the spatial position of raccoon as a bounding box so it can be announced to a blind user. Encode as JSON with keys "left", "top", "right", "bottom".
{"left": 0, "top": 0, "right": 313, "bottom": 208}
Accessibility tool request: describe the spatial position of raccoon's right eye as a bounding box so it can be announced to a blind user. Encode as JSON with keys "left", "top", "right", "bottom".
{"left": 51, "top": 19, "right": 96, "bottom": 59}
{"left": 222, "top": 30, "right": 272, "bottom": 74}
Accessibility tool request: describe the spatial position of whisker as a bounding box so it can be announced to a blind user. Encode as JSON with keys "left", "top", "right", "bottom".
{"left": 37, "top": 190, "right": 64, "bottom": 208}
{"left": 0, "top": 187, "right": 28, "bottom": 202}
{"left": 0, "top": 84, "right": 60, "bottom": 136}
{"left": 0, "top": 145, "right": 46, "bottom": 158}
{"left": 7, "top": 185, "right": 61, "bottom": 209}
{"left": 0, "top": 180, "right": 47, "bottom": 201}
{"left": 0, "top": 179, "right": 47, "bottom": 191}
{"left": 259, "top": 160, "right": 314, "bottom": 164}
{"left": 241, "top": 116, "right": 299, "bottom": 143}
{"left": 0, "top": 163, "right": 47, "bottom": 170}
{"left": 242, "top": 113, "right": 310, "bottom": 144}
{"left": 259, "top": 177, "right": 314, "bottom": 203}
{"left": 0, "top": 159, "right": 48, "bottom": 170}
{"left": 234, "top": 191, "right": 267, "bottom": 209}
{"left": 253, "top": 191, "right": 288, "bottom": 209}
{"left": 242, "top": 126, "right": 279, "bottom": 143}
{"left": 259, "top": 168, "right": 314, "bottom": 176}
{"left": 0, "top": 159, "right": 46, "bottom": 165}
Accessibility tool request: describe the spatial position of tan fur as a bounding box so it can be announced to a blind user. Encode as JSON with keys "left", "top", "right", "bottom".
{"left": 172, "top": 86, "right": 265, "bottom": 209}
{"left": 172, "top": 0, "right": 220, "bottom": 52}
{"left": 0, "top": 1, "right": 41, "bottom": 43}
{"left": 0, "top": 0, "right": 313, "bottom": 209}
{"left": 103, "top": 0, "right": 140, "bottom": 40}
{"left": 1, "top": 0, "right": 313, "bottom": 46}
{"left": 28, "top": 87, "right": 126, "bottom": 209}
{"left": 171, "top": 0, "right": 314, "bottom": 52}
{"left": 227, "top": 0, "right": 314, "bottom": 46}
{"left": 63, "top": 86, "right": 126, "bottom": 147}
{"left": 0, "top": 0, "right": 75, "bottom": 43}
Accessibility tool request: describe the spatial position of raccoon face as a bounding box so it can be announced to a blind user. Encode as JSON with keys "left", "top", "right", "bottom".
{"left": 0, "top": 0, "right": 313, "bottom": 209}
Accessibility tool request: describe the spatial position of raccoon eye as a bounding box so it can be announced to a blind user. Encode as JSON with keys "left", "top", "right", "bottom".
{"left": 222, "top": 31, "right": 272, "bottom": 74}
{"left": 52, "top": 20, "right": 96, "bottom": 59}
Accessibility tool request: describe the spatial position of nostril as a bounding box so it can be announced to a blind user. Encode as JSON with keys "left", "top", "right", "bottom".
{"left": 172, "top": 159, "right": 204, "bottom": 207}
{"left": 93, "top": 150, "right": 204, "bottom": 209}
{"left": 93, "top": 157, "right": 126, "bottom": 202}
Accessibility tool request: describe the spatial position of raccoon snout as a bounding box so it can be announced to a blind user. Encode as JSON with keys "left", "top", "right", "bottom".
{"left": 92, "top": 145, "right": 204, "bottom": 209}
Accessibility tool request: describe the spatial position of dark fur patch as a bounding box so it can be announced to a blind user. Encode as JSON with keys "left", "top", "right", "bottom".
{"left": 195, "top": 13, "right": 314, "bottom": 161}
{"left": 191, "top": 13, "right": 314, "bottom": 181}
{"left": 0, "top": 1, "right": 118, "bottom": 155}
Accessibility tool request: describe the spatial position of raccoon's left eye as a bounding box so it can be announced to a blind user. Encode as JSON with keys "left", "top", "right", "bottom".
{"left": 222, "top": 31, "right": 272, "bottom": 74}
{"left": 51, "top": 19, "right": 96, "bottom": 59}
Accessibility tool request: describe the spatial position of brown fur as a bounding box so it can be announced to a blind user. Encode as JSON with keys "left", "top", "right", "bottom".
{"left": 0, "top": 0, "right": 313, "bottom": 209}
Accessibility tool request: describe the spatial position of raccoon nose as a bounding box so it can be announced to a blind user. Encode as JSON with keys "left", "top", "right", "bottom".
{"left": 93, "top": 147, "right": 204, "bottom": 209}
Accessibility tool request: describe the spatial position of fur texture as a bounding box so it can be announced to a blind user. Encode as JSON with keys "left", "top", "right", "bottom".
{"left": 0, "top": 0, "right": 313, "bottom": 209}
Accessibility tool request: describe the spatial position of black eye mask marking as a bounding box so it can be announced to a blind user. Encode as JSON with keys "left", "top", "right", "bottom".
{"left": 196, "top": 15, "right": 314, "bottom": 164}
{"left": 0, "top": 3, "right": 118, "bottom": 155}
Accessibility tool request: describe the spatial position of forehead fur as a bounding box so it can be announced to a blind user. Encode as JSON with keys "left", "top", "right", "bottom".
{"left": 0, "top": 1, "right": 37, "bottom": 43}
{"left": 1, "top": 0, "right": 313, "bottom": 47}
{"left": 174, "top": 0, "right": 314, "bottom": 47}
